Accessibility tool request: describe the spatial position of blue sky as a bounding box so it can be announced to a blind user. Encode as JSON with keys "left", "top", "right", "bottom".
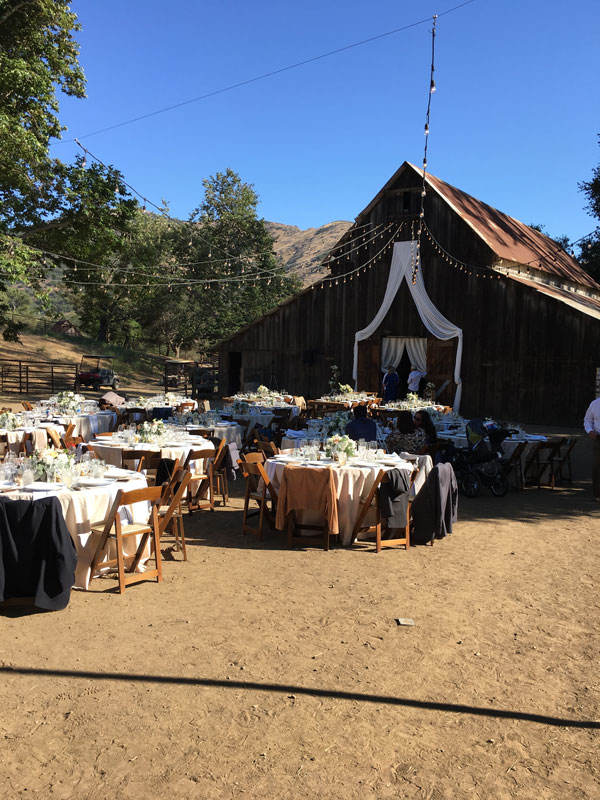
{"left": 51, "top": 0, "right": 600, "bottom": 243}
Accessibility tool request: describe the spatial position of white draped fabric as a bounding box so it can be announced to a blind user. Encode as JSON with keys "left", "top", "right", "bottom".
{"left": 380, "top": 337, "right": 427, "bottom": 373}
{"left": 353, "top": 240, "right": 463, "bottom": 411}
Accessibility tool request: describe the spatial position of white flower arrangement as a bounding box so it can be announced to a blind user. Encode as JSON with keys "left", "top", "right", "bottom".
{"left": 138, "top": 419, "right": 166, "bottom": 443}
{"left": 338, "top": 383, "right": 353, "bottom": 395}
{"left": 256, "top": 385, "right": 269, "bottom": 397}
{"left": 54, "top": 391, "right": 85, "bottom": 414}
{"left": 325, "top": 410, "right": 352, "bottom": 436}
{"left": 33, "top": 448, "right": 74, "bottom": 480}
{"left": 0, "top": 411, "right": 18, "bottom": 431}
{"left": 325, "top": 434, "right": 356, "bottom": 459}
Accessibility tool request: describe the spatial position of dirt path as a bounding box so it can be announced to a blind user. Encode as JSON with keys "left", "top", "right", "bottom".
{"left": 1, "top": 462, "right": 599, "bottom": 799}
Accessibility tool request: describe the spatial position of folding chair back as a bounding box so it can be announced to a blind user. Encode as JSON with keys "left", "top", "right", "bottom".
{"left": 183, "top": 448, "right": 215, "bottom": 512}
{"left": 47, "top": 427, "right": 63, "bottom": 450}
{"left": 256, "top": 440, "right": 279, "bottom": 457}
{"left": 502, "top": 441, "right": 528, "bottom": 490}
{"left": 553, "top": 436, "right": 576, "bottom": 484}
{"left": 159, "top": 469, "right": 192, "bottom": 559}
{"left": 239, "top": 451, "right": 265, "bottom": 464}
{"left": 238, "top": 459, "right": 278, "bottom": 540}
{"left": 352, "top": 468, "right": 416, "bottom": 552}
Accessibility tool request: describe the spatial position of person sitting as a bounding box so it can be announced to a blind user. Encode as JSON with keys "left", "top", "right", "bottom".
{"left": 385, "top": 410, "right": 426, "bottom": 455}
{"left": 345, "top": 404, "right": 377, "bottom": 442}
{"left": 414, "top": 409, "right": 437, "bottom": 445}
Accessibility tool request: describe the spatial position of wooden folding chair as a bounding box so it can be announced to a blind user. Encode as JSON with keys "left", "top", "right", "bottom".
{"left": 158, "top": 469, "right": 192, "bottom": 560}
{"left": 21, "top": 401, "right": 33, "bottom": 411}
{"left": 17, "top": 432, "right": 35, "bottom": 456}
{"left": 239, "top": 451, "right": 266, "bottom": 464}
{"left": 211, "top": 439, "right": 230, "bottom": 506}
{"left": 352, "top": 469, "right": 416, "bottom": 552}
{"left": 177, "top": 402, "right": 196, "bottom": 413}
{"left": 277, "top": 465, "right": 339, "bottom": 551}
{"left": 256, "top": 440, "right": 279, "bottom": 458}
{"left": 94, "top": 431, "right": 114, "bottom": 438}
{"left": 501, "top": 441, "right": 527, "bottom": 491}
{"left": 89, "top": 486, "right": 163, "bottom": 593}
{"left": 46, "top": 427, "right": 63, "bottom": 450}
{"left": 237, "top": 459, "right": 278, "bottom": 540}
{"left": 524, "top": 439, "right": 563, "bottom": 489}
{"left": 552, "top": 436, "right": 576, "bottom": 485}
{"left": 187, "top": 427, "right": 213, "bottom": 439}
{"left": 183, "top": 448, "right": 215, "bottom": 512}
{"left": 121, "top": 449, "right": 152, "bottom": 473}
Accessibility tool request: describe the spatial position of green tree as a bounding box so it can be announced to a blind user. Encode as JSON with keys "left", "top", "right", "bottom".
{"left": 578, "top": 136, "right": 600, "bottom": 282}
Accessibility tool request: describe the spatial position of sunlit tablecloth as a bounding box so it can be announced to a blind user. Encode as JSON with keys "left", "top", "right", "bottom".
{"left": 8, "top": 474, "right": 149, "bottom": 590}
{"left": 265, "top": 454, "right": 431, "bottom": 546}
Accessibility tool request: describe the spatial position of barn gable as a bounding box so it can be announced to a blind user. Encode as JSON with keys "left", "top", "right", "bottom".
{"left": 217, "top": 162, "right": 600, "bottom": 425}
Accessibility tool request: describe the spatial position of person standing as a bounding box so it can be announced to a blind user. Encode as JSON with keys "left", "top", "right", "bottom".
{"left": 407, "top": 365, "right": 427, "bottom": 393}
{"left": 382, "top": 366, "right": 400, "bottom": 403}
{"left": 584, "top": 396, "right": 600, "bottom": 501}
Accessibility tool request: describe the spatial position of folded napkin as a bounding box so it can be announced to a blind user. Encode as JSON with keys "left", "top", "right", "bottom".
{"left": 285, "top": 429, "right": 308, "bottom": 439}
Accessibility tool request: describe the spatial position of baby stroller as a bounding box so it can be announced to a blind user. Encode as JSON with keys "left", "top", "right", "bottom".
{"left": 451, "top": 418, "right": 512, "bottom": 497}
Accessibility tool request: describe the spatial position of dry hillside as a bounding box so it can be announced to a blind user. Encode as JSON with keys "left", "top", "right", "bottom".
{"left": 266, "top": 220, "right": 352, "bottom": 285}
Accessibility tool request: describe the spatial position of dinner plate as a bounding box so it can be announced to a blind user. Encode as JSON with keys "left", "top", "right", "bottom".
{"left": 77, "top": 478, "right": 117, "bottom": 487}
{"left": 23, "top": 482, "right": 61, "bottom": 491}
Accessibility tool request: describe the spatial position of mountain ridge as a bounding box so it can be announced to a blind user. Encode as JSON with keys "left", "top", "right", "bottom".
{"left": 265, "top": 219, "right": 352, "bottom": 285}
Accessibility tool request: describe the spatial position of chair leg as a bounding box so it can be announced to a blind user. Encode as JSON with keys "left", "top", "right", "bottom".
{"left": 178, "top": 515, "right": 187, "bottom": 561}
{"left": 115, "top": 523, "right": 126, "bottom": 594}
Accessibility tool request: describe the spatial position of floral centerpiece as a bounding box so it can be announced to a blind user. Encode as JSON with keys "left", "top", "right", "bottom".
{"left": 325, "top": 410, "right": 352, "bottom": 435}
{"left": 0, "top": 411, "right": 18, "bottom": 431}
{"left": 54, "top": 391, "right": 85, "bottom": 414}
{"left": 338, "top": 383, "right": 353, "bottom": 395}
{"left": 232, "top": 399, "right": 251, "bottom": 414}
{"left": 138, "top": 419, "right": 166, "bottom": 443}
{"left": 33, "top": 448, "right": 75, "bottom": 480}
{"left": 325, "top": 434, "right": 356, "bottom": 460}
{"left": 256, "top": 385, "right": 270, "bottom": 398}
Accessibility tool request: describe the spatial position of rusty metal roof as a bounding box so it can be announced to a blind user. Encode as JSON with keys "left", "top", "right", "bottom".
{"left": 408, "top": 163, "right": 600, "bottom": 291}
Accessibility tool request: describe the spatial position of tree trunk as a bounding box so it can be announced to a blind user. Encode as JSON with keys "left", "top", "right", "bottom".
{"left": 98, "top": 315, "right": 109, "bottom": 343}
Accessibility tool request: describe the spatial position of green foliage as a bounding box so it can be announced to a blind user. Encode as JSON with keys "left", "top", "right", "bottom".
{"left": 578, "top": 135, "right": 600, "bottom": 282}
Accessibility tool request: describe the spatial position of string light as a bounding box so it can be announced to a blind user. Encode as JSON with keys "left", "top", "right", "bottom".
{"left": 413, "top": 14, "right": 438, "bottom": 285}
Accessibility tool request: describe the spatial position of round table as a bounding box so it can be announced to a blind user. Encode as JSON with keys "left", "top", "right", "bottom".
{"left": 265, "top": 454, "right": 431, "bottom": 546}
{"left": 8, "top": 472, "right": 149, "bottom": 590}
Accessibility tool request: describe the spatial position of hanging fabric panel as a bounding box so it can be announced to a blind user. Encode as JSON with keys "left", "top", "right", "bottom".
{"left": 353, "top": 240, "right": 463, "bottom": 410}
{"left": 381, "top": 337, "right": 427, "bottom": 373}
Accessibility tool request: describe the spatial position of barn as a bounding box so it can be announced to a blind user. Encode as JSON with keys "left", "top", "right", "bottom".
{"left": 217, "top": 162, "right": 600, "bottom": 426}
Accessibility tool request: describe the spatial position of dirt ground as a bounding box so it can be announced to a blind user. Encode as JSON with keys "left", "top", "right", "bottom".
{"left": 1, "top": 438, "right": 599, "bottom": 800}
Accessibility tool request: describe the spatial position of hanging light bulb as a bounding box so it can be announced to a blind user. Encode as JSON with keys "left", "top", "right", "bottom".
{"left": 424, "top": 123, "right": 429, "bottom": 135}
{"left": 430, "top": 79, "right": 436, "bottom": 94}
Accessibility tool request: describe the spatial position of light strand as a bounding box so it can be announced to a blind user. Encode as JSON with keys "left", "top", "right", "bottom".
{"left": 413, "top": 14, "right": 438, "bottom": 285}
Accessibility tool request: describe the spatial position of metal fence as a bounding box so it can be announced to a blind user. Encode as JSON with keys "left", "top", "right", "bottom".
{"left": 0, "top": 359, "right": 78, "bottom": 395}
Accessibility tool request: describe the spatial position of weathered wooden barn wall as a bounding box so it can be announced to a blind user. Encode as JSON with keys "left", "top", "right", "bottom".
{"left": 219, "top": 166, "right": 600, "bottom": 426}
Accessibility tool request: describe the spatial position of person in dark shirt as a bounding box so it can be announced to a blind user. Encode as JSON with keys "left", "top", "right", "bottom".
{"left": 345, "top": 404, "right": 378, "bottom": 442}
{"left": 382, "top": 366, "right": 400, "bottom": 403}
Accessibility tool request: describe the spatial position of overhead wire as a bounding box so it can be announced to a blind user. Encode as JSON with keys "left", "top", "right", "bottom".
{"left": 58, "top": 1, "right": 478, "bottom": 143}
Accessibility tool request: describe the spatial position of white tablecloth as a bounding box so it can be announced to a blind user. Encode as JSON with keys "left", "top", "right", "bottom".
{"left": 90, "top": 436, "right": 215, "bottom": 469}
{"left": 265, "top": 455, "right": 431, "bottom": 546}
{"left": 9, "top": 474, "right": 149, "bottom": 590}
{"left": 0, "top": 426, "right": 63, "bottom": 453}
{"left": 442, "top": 434, "right": 545, "bottom": 460}
{"left": 52, "top": 411, "right": 117, "bottom": 442}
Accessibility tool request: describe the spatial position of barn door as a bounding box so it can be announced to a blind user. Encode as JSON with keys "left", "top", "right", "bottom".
{"left": 426, "top": 338, "right": 457, "bottom": 406}
{"left": 357, "top": 338, "right": 381, "bottom": 394}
